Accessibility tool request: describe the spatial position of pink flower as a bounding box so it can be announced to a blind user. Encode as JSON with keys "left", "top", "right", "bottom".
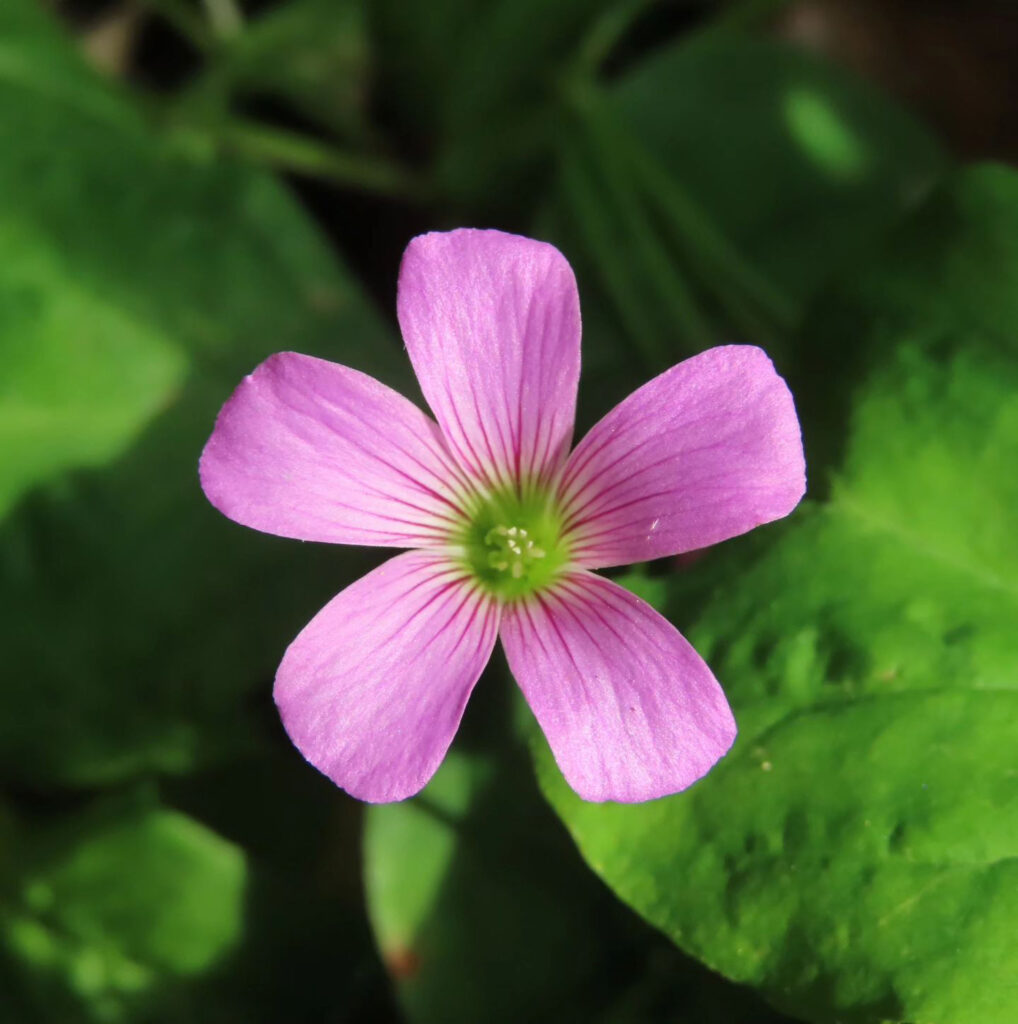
{"left": 200, "top": 229, "right": 805, "bottom": 803}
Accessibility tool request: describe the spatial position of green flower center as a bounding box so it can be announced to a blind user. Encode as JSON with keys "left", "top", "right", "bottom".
{"left": 456, "top": 486, "right": 570, "bottom": 601}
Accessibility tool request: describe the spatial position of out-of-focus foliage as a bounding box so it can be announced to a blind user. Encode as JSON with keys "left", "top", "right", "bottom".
{"left": 1, "top": 0, "right": 1015, "bottom": 1022}
{"left": 1, "top": 3, "right": 404, "bottom": 1021}
{"left": 0, "top": 0, "right": 400, "bottom": 789}
{"left": 370, "top": 0, "right": 623, "bottom": 213}
{"left": 534, "top": 165, "right": 1018, "bottom": 1024}
{"left": 2, "top": 792, "right": 245, "bottom": 1022}
{"left": 365, "top": 748, "right": 616, "bottom": 1024}
{"left": 540, "top": 32, "right": 945, "bottom": 418}
{"left": 199, "top": 0, "right": 370, "bottom": 137}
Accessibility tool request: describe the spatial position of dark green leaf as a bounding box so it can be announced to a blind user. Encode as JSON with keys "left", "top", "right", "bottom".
{"left": 370, "top": 0, "right": 623, "bottom": 213}
{"left": 611, "top": 33, "right": 945, "bottom": 307}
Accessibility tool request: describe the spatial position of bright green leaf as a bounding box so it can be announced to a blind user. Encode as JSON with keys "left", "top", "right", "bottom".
{"left": 534, "top": 165, "right": 1018, "bottom": 1024}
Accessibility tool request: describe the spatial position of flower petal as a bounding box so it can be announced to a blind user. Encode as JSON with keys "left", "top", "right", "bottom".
{"left": 501, "top": 571, "right": 736, "bottom": 802}
{"left": 200, "top": 352, "right": 471, "bottom": 546}
{"left": 275, "top": 551, "right": 500, "bottom": 802}
{"left": 558, "top": 345, "right": 805, "bottom": 568}
{"left": 397, "top": 229, "right": 581, "bottom": 490}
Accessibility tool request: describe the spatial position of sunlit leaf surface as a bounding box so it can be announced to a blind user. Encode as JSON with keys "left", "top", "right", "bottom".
{"left": 534, "top": 165, "right": 1018, "bottom": 1024}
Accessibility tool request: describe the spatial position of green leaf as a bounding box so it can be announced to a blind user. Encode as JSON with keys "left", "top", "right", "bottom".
{"left": 158, "top": 750, "right": 399, "bottom": 1024}
{"left": 540, "top": 32, "right": 946, "bottom": 419}
{"left": 0, "top": 1, "right": 401, "bottom": 787}
{"left": 0, "top": 219, "right": 186, "bottom": 519}
{"left": 533, "top": 165, "right": 1018, "bottom": 1024}
{"left": 1, "top": 793, "right": 245, "bottom": 1022}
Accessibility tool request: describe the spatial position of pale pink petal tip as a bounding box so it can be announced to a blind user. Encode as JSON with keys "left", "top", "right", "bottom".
{"left": 502, "top": 572, "right": 737, "bottom": 803}
{"left": 397, "top": 228, "right": 581, "bottom": 490}
{"left": 199, "top": 351, "right": 465, "bottom": 548}
{"left": 274, "top": 552, "right": 500, "bottom": 803}
{"left": 560, "top": 345, "right": 806, "bottom": 569}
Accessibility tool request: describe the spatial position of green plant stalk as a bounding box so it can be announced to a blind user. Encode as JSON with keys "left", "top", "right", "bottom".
{"left": 559, "top": 147, "right": 671, "bottom": 371}
{"left": 579, "top": 95, "right": 797, "bottom": 336}
{"left": 217, "top": 119, "right": 427, "bottom": 200}
{"left": 576, "top": 111, "right": 715, "bottom": 352}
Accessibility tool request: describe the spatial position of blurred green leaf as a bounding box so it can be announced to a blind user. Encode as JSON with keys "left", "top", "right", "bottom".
{"left": 0, "top": 0, "right": 401, "bottom": 787}
{"left": 533, "top": 165, "right": 1018, "bottom": 1024}
{"left": 0, "top": 221, "right": 186, "bottom": 519}
{"left": 611, "top": 32, "right": 945, "bottom": 308}
{"left": 159, "top": 749, "right": 398, "bottom": 1024}
{"left": 0, "top": 0, "right": 132, "bottom": 123}
{"left": 1, "top": 793, "right": 245, "bottom": 1023}
{"left": 541, "top": 32, "right": 946, "bottom": 420}
{"left": 364, "top": 748, "right": 620, "bottom": 1024}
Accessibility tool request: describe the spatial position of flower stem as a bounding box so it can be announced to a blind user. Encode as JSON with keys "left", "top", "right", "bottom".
{"left": 215, "top": 119, "right": 428, "bottom": 200}
{"left": 570, "top": 0, "right": 657, "bottom": 78}
{"left": 630, "top": 137, "right": 798, "bottom": 332}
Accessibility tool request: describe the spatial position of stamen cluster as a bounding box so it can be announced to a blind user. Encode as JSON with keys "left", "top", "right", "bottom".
{"left": 454, "top": 484, "right": 570, "bottom": 601}
{"left": 484, "top": 524, "right": 546, "bottom": 578}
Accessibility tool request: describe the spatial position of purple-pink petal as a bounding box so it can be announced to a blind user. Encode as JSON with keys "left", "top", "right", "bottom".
{"left": 274, "top": 551, "right": 500, "bottom": 802}
{"left": 558, "top": 345, "right": 806, "bottom": 569}
{"left": 500, "top": 571, "right": 736, "bottom": 803}
{"left": 397, "top": 228, "right": 581, "bottom": 490}
{"left": 199, "top": 352, "right": 469, "bottom": 547}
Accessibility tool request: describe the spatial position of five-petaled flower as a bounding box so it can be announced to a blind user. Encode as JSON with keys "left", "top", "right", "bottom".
{"left": 200, "top": 229, "right": 805, "bottom": 803}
